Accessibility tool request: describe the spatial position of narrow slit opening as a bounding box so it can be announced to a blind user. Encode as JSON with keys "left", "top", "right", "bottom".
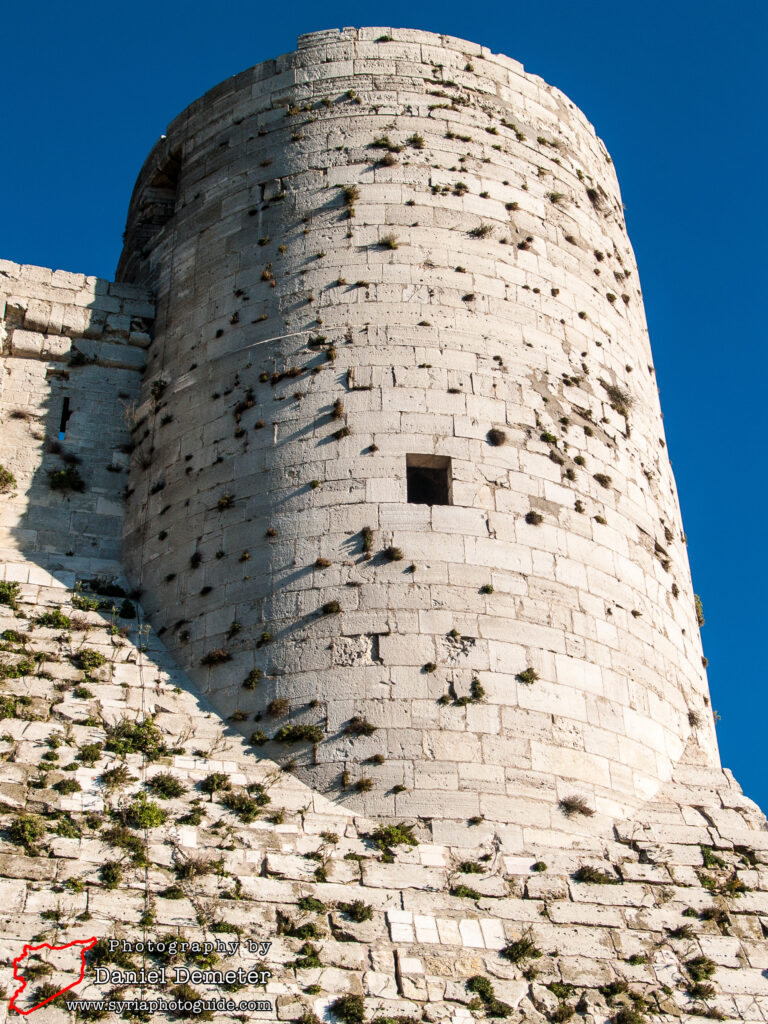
{"left": 58, "top": 397, "right": 72, "bottom": 440}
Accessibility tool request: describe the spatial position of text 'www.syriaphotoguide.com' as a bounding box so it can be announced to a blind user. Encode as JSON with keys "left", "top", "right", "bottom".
{"left": 64, "top": 997, "right": 273, "bottom": 1015}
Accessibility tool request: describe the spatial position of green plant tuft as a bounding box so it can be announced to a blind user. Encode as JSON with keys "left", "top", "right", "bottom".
{"left": 54, "top": 778, "right": 82, "bottom": 794}
{"left": 338, "top": 899, "right": 374, "bottom": 922}
{"left": 48, "top": 465, "right": 86, "bottom": 492}
{"left": 559, "top": 794, "right": 595, "bottom": 818}
{"left": 147, "top": 772, "right": 186, "bottom": 800}
{"left": 126, "top": 793, "right": 168, "bottom": 829}
{"left": 72, "top": 648, "right": 107, "bottom": 671}
{"left": 0, "top": 465, "right": 17, "bottom": 493}
{"left": 572, "top": 865, "right": 617, "bottom": 884}
{"left": 297, "top": 896, "right": 325, "bottom": 914}
{"left": 242, "top": 668, "right": 263, "bottom": 689}
{"left": 100, "top": 861, "right": 123, "bottom": 889}
{"left": 273, "top": 724, "right": 323, "bottom": 744}
{"left": 0, "top": 581, "right": 21, "bottom": 609}
{"left": 451, "top": 884, "right": 482, "bottom": 901}
{"left": 345, "top": 716, "right": 377, "bottom": 736}
{"left": 501, "top": 934, "right": 543, "bottom": 964}
{"left": 105, "top": 717, "right": 167, "bottom": 760}
{"left": 330, "top": 994, "right": 365, "bottom": 1024}
{"left": 36, "top": 608, "right": 72, "bottom": 629}
{"left": 8, "top": 814, "right": 45, "bottom": 852}
{"left": 370, "top": 822, "right": 417, "bottom": 855}
{"left": 200, "top": 648, "right": 232, "bottom": 666}
{"left": 686, "top": 956, "right": 717, "bottom": 982}
{"left": 221, "top": 790, "right": 266, "bottom": 822}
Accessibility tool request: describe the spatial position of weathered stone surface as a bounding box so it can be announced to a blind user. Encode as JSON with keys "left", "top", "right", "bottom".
{"left": 0, "top": 853, "right": 57, "bottom": 880}
{"left": 100, "top": 26, "right": 720, "bottom": 833}
{"left": 1, "top": 26, "right": 767, "bottom": 1024}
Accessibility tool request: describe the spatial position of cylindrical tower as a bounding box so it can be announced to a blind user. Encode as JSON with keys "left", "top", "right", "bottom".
{"left": 119, "top": 27, "right": 716, "bottom": 829}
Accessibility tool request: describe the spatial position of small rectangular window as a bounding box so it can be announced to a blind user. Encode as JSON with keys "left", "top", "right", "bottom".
{"left": 406, "top": 454, "right": 452, "bottom": 506}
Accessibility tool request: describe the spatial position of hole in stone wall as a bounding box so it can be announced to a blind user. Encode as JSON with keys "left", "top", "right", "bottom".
{"left": 58, "top": 397, "right": 72, "bottom": 440}
{"left": 406, "top": 454, "right": 452, "bottom": 506}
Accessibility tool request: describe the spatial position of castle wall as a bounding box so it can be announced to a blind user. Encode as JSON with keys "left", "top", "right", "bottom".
{"left": 1, "top": 521, "right": 767, "bottom": 1023}
{"left": 1, "top": 31, "right": 768, "bottom": 1024}
{"left": 116, "top": 28, "right": 717, "bottom": 827}
{"left": 0, "top": 260, "right": 153, "bottom": 569}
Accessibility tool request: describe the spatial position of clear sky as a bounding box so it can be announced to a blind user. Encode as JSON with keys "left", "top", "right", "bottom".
{"left": 2, "top": 1, "right": 766, "bottom": 809}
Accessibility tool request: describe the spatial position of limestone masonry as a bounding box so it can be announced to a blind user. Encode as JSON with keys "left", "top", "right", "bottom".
{"left": 1, "top": 26, "right": 766, "bottom": 1024}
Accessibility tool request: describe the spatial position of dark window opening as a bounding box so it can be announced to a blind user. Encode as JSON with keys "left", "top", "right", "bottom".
{"left": 406, "top": 454, "right": 452, "bottom": 506}
{"left": 58, "top": 397, "right": 72, "bottom": 440}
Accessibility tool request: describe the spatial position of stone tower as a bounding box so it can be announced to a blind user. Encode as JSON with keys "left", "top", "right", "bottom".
{"left": 118, "top": 27, "right": 716, "bottom": 832}
{"left": 2, "top": 28, "right": 768, "bottom": 1023}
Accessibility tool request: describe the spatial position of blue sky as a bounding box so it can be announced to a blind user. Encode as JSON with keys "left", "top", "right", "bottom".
{"left": 3, "top": 1, "right": 766, "bottom": 810}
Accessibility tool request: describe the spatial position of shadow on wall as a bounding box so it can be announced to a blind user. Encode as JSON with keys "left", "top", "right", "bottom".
{"left": 0, "top": 262, "right": 329, "bottom": 768}
{"left": 0, "top": 264, "right": 256, "bottom": 745}
{"left": 0, "top": 266, "right": 152, "bottom": 566}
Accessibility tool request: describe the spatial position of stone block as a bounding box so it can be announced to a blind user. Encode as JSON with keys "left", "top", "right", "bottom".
{"left": 364, "top": 863, "right": 447, "bottom": 890}
{"left": 0, "top": 854, "right": 56, "bottom": 880}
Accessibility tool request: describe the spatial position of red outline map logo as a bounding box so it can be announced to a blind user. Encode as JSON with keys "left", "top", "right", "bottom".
{"left": 10, "top": 937, "right": 97, "bottom": 1014}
